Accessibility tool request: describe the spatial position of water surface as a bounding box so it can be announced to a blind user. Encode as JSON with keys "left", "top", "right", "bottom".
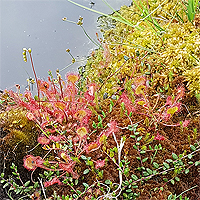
{"left": 0, "top": 0, "right": 132, "bottom": 91}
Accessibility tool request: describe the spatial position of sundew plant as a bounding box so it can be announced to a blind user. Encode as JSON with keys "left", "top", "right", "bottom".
{"left": 0, "top": 0, "right": 200, "bottom": 200}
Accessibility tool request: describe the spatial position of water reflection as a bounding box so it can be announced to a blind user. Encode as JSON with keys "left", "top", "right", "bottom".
{"left": 0, "top": 0, "right": 132, "bottom": 91}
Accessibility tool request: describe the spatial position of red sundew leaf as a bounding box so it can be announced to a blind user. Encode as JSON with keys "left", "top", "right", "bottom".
{"left": 135, "top": 85, "right": 146, "bottom": 96}
{"left": 119, "top": 92, "right": 136, "bottom": 114}
{"left": 84, "top": 91, "right": 95, "bottom": 102}
{"left": 175, "top": 87, "right": 185, "bottom": 101}
{"left": 167, "top": 106, "right": 178, "bottom": 115}
{"left": 107, "top": 121, "right": 119, "bottom": 136}
{"left": 87, "top": 83, "right": 97, "bottom": 97}
{"left": 26, "top": 112, "right": 35, "bottom": 121}
{"left": 30, "top": 190, "right": 40, "bottom": 200}
{"left": 38, "top": 136, "right": 50, "bottom": 145}
{"left": 34, "top": 156, "right": 45, "bottom": 168}
{"left": 59, "top": 162, "right": 75, "bottom": 174}
{"left": 154, "top": 132, "right": 165, "bottom": 141}
{"left": 165, "top": 96, "right": 173, "bottom": 106}
{"left": 182, "top": 119, "right": 190, "bottom": 127}
{"left": 65, "top": 84, "right": 76, "bottom": 97}
{"left": 24, "top": 91, "right": 32, "bottom": 101}
{"left": 65, "top": 73, "right": 80, "bottom": 84}
{"left": 74, "top": 109, "right": 87, "bottom": 119}
{"left": 23, "top": 155, "right": 37, "bottom": 171}
{"left": 85, "top": 142, "right": 100, "bottom": 153}
{"left": 95, "top": 159, "right": 105, "bottom": 169}
{"left": 134, "top": 76, "right": 146, "bottom": 86}
{"left": 162, "top": 112, "right": 171, "bottom": 121}
{"left": 74, "top": 109, "right": 92, "bottom": 124}
{"left": 39, "top": 81, "right": 50, "bottom": 92}
{"left": 103, "top": 43, "right": 111, "bottom": 63}
{"left": 49, "top": 135, "right": 63, "bottom": 142}
{"left": 98, "top": 133, "right": 107, "bottom": 144}
{"left": 76, "top": 127, "right": 88, "bottom": 138}
{"left": 54, "top": 102, "right": 66, "bottom": 110}
{"left": 60, "top": 152, "right": 72, "bottom": 163}
{"left": 53, "top": 110, "right": 64, "bottom": 123}
{"left": 44, "top": 177, "right": 62, "bottom": 187}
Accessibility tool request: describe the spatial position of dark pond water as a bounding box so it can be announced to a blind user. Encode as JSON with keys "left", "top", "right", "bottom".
{"left": 0, "top": 0, "right": 132, "bottom": 92}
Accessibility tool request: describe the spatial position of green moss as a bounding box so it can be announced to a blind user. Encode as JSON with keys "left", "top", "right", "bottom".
{"left": 84, "top": 1, "right": 200, "bottom": 97}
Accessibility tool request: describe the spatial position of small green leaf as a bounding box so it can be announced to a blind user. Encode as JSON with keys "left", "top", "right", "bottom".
{"left": 15, "top": 188, "right": 22, "bottom": 194}
{"left": 44, "top": 171, "right": 49, "bottom": 176}
{"left": 133, "top": 145, "right": 137, "bottom": 150}
{"left": 195, "top": 161, "right": 200, "bottom": 166}
{"left": 1, "top": 173, "right": 4, "bottom": 178}
{"left": 102, "top": 111, "right": 106, "bottom": 118}
{"left": 163, "top": 178, "right": 168, "bottom": 182}
{"left": 3, "top": 183, "right": 9, "bottom": 188}
{"left": 126, "top": 189, "right": 132, "bottom": 193}
{"left": 134, "top": 132, "right": 140, "bottom": 136}
{"left": 172, "top": 153, "right": 178, "bottom": 160}
{"left": 124, "top": 168, "right": 129, "bottom": 175}
{"left": 24, "top": 181, "right": 30, "bottom": 187}
{"left": 131, "top": 174, "right": 138, "bottom": 181}
{"left": 0, "top": 179, "right": 5, "bottom": 184}
{"left": 159, "top": 187, "right": 164, "bottom": 191}
{"left": 81, "top": 155, "right": 87, "bottom": 160}
{"left": 128, "top": 125, "right": 134, "bottom": 131}
{"left": 166, "top": 159, "right": 173, "bottom": 163}
{"left": 34, "top": 182, "right": 39, "bottom": 188}
{"left": 137, "top": 136, "right": 143, "bottom": 141}
{"left": 162, "top": 171, "right": 167, "bottom": 175}
{"left": 190, "top": 145, "right": 196, "bottom": 151}
{"left": 188, "top": 154, "right": 193, "bottom": 159}
{"left": 97, "top": 121, "right": 103, "bottom": 128}
{"left": 143, "top": 171, "right": 149, "bottom": 177}
{"left": 110, "top": 100, "right": 114, "bottom": 106}
{"left": 185, "top": 169, "right": 190, "bottom": 174}
{"left": 142, "top": 157, "right": 148, "bottom": 163}
{"left": 109, "top": 104, "right": 113, "bottom": 113}
{"left": 153, "top": 162, "right": 159, "bottom": 169}
{"left": 105, "top": 179, "right": 111, "bottom": 185}
{"left": 171, "top": 179, "right": 175, "bottom": 185}
{"left": 77, "top": 190, "right": 82, "bottom": 194}
{"left": 92, "top": 121, "right": 96, "bottom": 128}
{"left": 163, "top": 162, "right": 170, "bottom": 169}
{"left": 149, "top": 145, "right": 153, "bottom": 150}
{"left": 83, "top": 182, "right": 89, "bottom": 189}
{"left": 175, "top": 177, "right": 180, "bottom": 181}
{"left": 24, "top": 187, "right": 32, "bottom": 193}
{"left": 83, "top": 169, "right": 90, "bottom": 174}
{"left": 136, "top": 157, "right": 141, "bottom": 160}
{"left": 98, "top": 115, "right": 102, "bottom": 122}
{"left": 146, "top": 168, "right": 153, "bottom": 175}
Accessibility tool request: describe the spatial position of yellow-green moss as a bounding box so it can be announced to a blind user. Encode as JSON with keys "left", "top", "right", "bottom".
{"left": 85, "top": 1, "right": 200, "bottom": 97}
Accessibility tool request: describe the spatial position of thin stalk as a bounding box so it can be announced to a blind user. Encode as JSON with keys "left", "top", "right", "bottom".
{"left": 67, "top": 0, "right": 135, "bottom": 27}
{"left": 80, "top": 25, "right": 103, "bottom": 49}
{"left": 102, "top": 0, "right": 134, "bottom": 26}
{"left": 176, "top": 185, "right": 198, "bottom": 198}
{"left": 28, "top": 51, "right": 40, "bottom": 107}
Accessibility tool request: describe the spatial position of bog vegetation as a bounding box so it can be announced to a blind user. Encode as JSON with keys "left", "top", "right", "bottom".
{"left": 0, "top": 0, "right": 200, "bottom": 199}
